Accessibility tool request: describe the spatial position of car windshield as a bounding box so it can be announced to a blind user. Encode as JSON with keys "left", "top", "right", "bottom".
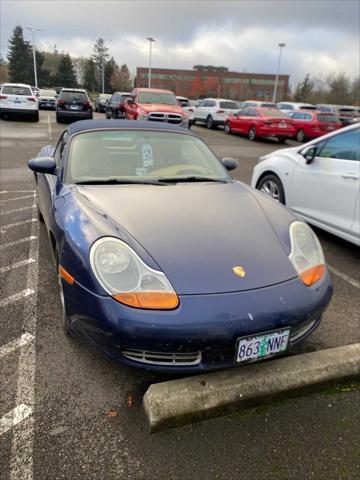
{"left": 2, "top": 85, "right": 32, "bottom": 96}
{"left": 299, "top": 105, "right": 317, "bottom": 110}
{"left": 60, "top": 92, "right": 87, "bottom": 101}
{"left": 317, "top": 114, "right": 339, "bottom": 123}
{"left": 261, "top": 109, "right": 287, "bottom": 117}
{"left": 66, "top": 130, "right": 230, "bottom": 184}
{"left": 138, "top": 92, "right": 177, "bottom": 105}
{"left": 219, "top": 101, "right": 239, "bottom": 109}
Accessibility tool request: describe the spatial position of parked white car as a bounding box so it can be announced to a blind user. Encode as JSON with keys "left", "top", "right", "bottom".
{"left": 176, "top": 96, "right": 195, "bottom": 126}
{"left": 277, "top": 101, "right": 317, "bottom": 114}
{"left": 251, "top": 123, "right": 360, "bottom": 246}
{"left": 0, "top": 83, "right": 39, "bottom": 121}
{"left": 193, "top": 98, "right": 239, "bottom": 129}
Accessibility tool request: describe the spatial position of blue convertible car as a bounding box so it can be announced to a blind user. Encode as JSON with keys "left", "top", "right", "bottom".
{"left": 28, "top": 120, "right": 332, "bottom": 372}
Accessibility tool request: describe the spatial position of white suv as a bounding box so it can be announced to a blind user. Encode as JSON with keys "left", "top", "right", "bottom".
{"left": 193, "top": 98, "right": 239, "bottom": 129}
{"left": 0, "top": 83, "right": 39, "bottom": 121}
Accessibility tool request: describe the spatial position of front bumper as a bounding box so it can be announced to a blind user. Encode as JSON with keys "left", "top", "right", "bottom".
{"left": 63, "top": 271, "right": 332, "bottom": 372}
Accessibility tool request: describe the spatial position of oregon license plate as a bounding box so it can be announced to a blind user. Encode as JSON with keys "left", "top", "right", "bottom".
{"left": 236, "top": 328, "right": 290, "bottom": 363}
{"left": 70, "top": 105, "right": 79, "bottom": 110}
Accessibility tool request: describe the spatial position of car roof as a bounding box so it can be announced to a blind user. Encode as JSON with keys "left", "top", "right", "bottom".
{"left": 61, "top": 88, "right": 87, "bottom": 92}
{"left": 1, "top": 83, "right": 33, "bottom": 87}
{"left": 66, "top": 119, "right": 194, "bottom": 136}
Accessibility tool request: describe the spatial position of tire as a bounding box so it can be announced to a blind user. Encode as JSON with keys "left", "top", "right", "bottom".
{"left": 257, "top": 174, "right": 285, "bottom": 204}
{"left": 36, "top": 200, "right": 44, "bottom": 222}
{"left": 248, "top": 126, "right": 257, "bottom": 141}
{"left": 112, "top": 110, "right": 117, "bottom": 119}
{"left": 206, "top": 115, "right": 214, "bottom": 129}
{"left": 32, "top": 112, "right": 39, "bottom": 122}
{"left": 296, "top": 129, "right": 305, "bottom": 142}
{"left": 224, "top": 122, "right": 232, "bottom": 134}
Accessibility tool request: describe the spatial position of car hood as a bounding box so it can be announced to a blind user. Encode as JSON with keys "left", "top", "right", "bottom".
{"left": 140, "top": 103, "right": 184, "bottom": 114}
{"left": 73, "top": 182, "right": 297, "bottom": 295}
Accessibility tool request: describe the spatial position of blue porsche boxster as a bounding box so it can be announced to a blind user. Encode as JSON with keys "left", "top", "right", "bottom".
{"left": 28, "top": 120, "right": 332, "bottom": 372}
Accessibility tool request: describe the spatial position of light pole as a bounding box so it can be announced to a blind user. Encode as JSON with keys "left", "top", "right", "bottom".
{"left": 146, "top": 37, "right": 155, "bottom": 88}
{"left": 272, "top": 43, "right": 285, "bottom": 103}
{"left": 101, "top": 38, "right": 112, "bottom": 94}
{"left": 24, "top": 26, "right": 43, "bottom": 88}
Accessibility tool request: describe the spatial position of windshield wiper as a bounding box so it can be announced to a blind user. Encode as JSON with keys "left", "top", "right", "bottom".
{"left": 159, "top": 176, "right": 229, "bottom": 184}
{"left": 75, "top": 178, "right": 168, "bottom": 186}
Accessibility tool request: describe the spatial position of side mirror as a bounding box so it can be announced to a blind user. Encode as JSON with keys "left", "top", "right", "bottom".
{"left": 301, "top": 146, "right": 317, "bottom": 164}
{"left": 28, "top": 156, "right": 57, "bottom": 174}
{"left": 221, "top": 157, "right": 238, "bottom": 171}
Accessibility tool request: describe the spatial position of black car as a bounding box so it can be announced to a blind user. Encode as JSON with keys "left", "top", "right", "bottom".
{"left": 105, "top": 91, "right": 131, "bottom": 119}
{"left": 56, "top": 89, "right": 93, "bottom": 123}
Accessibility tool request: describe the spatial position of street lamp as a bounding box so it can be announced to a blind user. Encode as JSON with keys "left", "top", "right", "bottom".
{"left": 146, "top": 37, "right": 155, "bottom": 88}
{"left": 24, "top": 26, "right": 44, "bottom": 89}
{"left": 101, "top": 38, "right": 112, "bottom": 94}
{"left": 272, "top": 43, "right": 286, "bottom": 103}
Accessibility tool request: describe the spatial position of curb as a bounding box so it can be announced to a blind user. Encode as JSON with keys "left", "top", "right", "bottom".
{"left": 143, "top": 343, "right": 360, "bottom": 433}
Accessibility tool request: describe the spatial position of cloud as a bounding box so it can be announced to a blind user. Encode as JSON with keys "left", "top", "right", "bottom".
{"left": 1, "top": 0, "right": 359, "bottom": 83}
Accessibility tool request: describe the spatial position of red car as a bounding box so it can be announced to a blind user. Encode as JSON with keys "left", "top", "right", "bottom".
{"left": 225, "top": 107, "right": 295, "bottom": 142}
{"left": 287, "top": 110, "right": 342, "bottom": 142}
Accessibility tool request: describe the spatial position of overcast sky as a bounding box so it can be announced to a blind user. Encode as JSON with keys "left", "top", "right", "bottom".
{"left": 1, "top": 0, "right": 359, "bottom": 86}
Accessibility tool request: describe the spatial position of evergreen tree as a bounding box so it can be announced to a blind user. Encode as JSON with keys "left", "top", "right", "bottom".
{"left": 83, "top": 58, "right": 97, "bottom": 92}
{"left": 0, "top": 56, "right": 8, "bottom": 83}
{"left": 55, "top": 54, "right": 77, "bottom": 87}
{"left": 7, "top": 25, "right": 33, "bottom": 84}
{"left": 104, "top": 57, "right": 116, "bottom": 92}
{"left": 293, "top": 74, "right": 315, "bottom": 103}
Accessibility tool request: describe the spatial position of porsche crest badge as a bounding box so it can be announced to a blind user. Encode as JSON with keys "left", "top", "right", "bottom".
{"left": 233, "top": 266, "right": 246, "bottom": 278}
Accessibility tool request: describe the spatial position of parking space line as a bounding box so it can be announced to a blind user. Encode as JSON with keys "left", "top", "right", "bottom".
{"left": 328, "top": 265, "right": 360, "bottom": 289}
{"left": 0, "top": 190, "right": 35, "bottom": 194}
{"left": 0, "top": 404, "right": 33, "bottom": 436}
{"left": 0, "top": 205, "right": 36, "bottom": 215}
{"left": 0, "top": 258, "right": 36, "bottom": 274}
{"left": 0, "top": 289, "right": 35, "bottom": 307}
{"left": 0, "top": 236, "right": 38, "bottom": 250}
{"left": 0, "top": 218, "right": 37, "bottom": 233}
{"left": 47, "top": 114, "right": 52, "bottom": 140}
{"left": 10, "top": 219, "right": 39, "bottom": 479}
{"left": 0, "top": 333, "right": 35, "bottom": 359}
{"left": 0, "top": 194, "right": 35, "bottom": 203}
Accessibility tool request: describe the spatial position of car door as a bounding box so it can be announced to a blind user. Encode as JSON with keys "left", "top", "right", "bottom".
{"left": 195, "top": 100, "right": 209, "bottom": 120}
{"left": 289, "top": 127, "right": 360, "bottom": 237}
{"left": 38, "top": 131, "right": 67, "bottom": 227}
{"left": 233, "top": 108, "right": 250, "bottom": 132}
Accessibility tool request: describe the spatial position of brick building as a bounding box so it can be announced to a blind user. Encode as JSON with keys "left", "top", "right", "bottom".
{"left": 135, "top": 65, "right": 290, "bottom": 101}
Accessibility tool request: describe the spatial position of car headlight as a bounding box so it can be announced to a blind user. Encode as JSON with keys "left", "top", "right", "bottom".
{"left": 90, "top": 237, "right": 179, "bottom": 309}
{"left": 288, "top": 221, "right": 326, "bottom": 286}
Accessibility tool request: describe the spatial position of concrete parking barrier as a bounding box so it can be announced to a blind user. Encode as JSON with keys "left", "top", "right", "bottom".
{"left": 143, "top": 343, "right": 360, "bottom": 433}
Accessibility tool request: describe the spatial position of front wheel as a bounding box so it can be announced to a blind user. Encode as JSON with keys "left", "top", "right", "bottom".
{"left": 224, "top": 122, "right": 231, "bottom": 134}
{"left": 248, "top": 126, "right": 256, "bottom": 141}
{"left": 257, "top": 174, "right": 285, "bottom": 204}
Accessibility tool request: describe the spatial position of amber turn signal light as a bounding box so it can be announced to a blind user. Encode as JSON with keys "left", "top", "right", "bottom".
{"left": 113, "top": 291, "right": 179, "bottom": 309}
{"left": 59, "top": 265, "right": 75, "bottom": 285}
{"left": 300, "top": 264, "right": 326, "bottom": 286}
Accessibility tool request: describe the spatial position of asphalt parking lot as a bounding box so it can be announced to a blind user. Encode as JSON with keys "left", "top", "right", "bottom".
{"left": 0, "top": 111, "right": 359, "bottom": 480}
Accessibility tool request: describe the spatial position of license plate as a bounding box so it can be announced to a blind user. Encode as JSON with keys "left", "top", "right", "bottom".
{"left": 70, "top": 105, "right": 79, "bottom": 110}
{"left": 279, "top": 122, "right": 287, "bottom": 128}
{"left": 236, "top": 328, "right": 290, "bottom": 363}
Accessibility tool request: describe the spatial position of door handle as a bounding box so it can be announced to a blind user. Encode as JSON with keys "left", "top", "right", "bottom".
{"left": 342, "top": 173, "right": 359, "bottom": 180}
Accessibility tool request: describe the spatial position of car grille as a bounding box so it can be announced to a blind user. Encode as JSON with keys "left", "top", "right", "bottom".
{"left": 121, "top": 348, "right": 201, "bottom": 366}
{"left": 148, "top": 112, "right": 183, "bottom": 124}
